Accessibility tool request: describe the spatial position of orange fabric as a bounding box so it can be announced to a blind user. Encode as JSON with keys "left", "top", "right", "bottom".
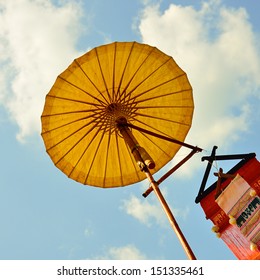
{"left": 41, "top": 42, "right": 193, "bottom": 188}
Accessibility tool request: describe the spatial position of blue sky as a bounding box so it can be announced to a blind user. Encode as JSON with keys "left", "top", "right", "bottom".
{"left": 0, "top": 0, "right": 260, "bottom": 260}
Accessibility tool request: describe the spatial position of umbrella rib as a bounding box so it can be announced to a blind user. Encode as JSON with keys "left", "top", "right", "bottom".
{"left": 72, "top": 60, "right": 109, "bottom": 106}
{"left": 137, "top": 129, "right": 172, "bottom": 158}
{"left": 84, "top": 128, "right": 107, "bottom": 185}
{"left": 46, "top": 117, "right": 100, "bottom": 153}
{"left": 127, "top": 73, "right": 188, "bottom": 103}
{"left": 133, "top": 112, "right": 191, "bottom": 127}
{"left": 68, "top": 125, "right": 103, "bottom": 179}
{"left": 102, "top": 127, "right": 112, "bottom": 187}
{"left": 132, "top": 117, "right": 186, "bottom": 140}
{"left": 136, "top": 89, "right": 192, "bottom": 105}
{"left": 136, "top": 105, "right": 193, "bottom": 109}
{"left": 58, "top": 75, "right": 107, "bottom": 106}
{"left": 52, "top": 122, "right": 98, "bottom": 167}
{"left": 41, "top": 108, "right": 101, "bottom": 119}
{"left": 122, "top": 56, "right": 173, "bottom": 103}
{"left": 119, "top": 45, "right": 156, "bottom": 104}
{"left": 41, "top": 112, "right": 101, "bottom": 135}
{"left": 45, "top": 94, "right": 104, "bottom": 108}
{"left": 115, "top": 41, "right": 135, "bottom": 103}
{"left": 136, "top": 93, "right": 192, "bottom": 108}
{"left": 112, "top": 42, "right": 117, "bottom": 101}
{"left": 94, "top": 47, "right": 112, "bottom": 103}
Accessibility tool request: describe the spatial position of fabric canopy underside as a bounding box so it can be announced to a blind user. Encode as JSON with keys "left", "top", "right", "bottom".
{"left": 41, "top": 41, "right": 194, "bottom": 188}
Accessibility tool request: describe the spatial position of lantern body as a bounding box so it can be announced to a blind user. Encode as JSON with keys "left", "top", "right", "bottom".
{"left": 199, "top": 157, "right": 260, "bottom": 260}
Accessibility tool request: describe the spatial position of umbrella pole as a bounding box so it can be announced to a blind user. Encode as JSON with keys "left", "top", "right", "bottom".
{"left": 117, "top": 118, "right": 196, "bottom": 260}
{"left": 144, "top": 168, "right": 197, "bottom": 260}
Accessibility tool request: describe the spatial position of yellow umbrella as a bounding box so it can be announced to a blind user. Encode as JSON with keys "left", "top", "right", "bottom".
{"left": 41, "top": 41, "right": 201, "bottom": 259}
{"left": 41, "top": 41, "right": 194, "bottom": 188}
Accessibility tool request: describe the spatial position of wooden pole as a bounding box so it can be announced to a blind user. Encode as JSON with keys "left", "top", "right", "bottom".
{"left": 117, "top": 118, "right": 197, "bottom": 260}
{"left": 144, "top": 168, "right": 196, "bottom": 260}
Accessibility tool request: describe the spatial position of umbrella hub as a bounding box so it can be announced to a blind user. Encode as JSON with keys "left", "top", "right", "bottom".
{"left": 105, "top": 102, "right": 132, "bottom": 129}
{"left": 106, "top": 102, "right": 122, "bottom": 114}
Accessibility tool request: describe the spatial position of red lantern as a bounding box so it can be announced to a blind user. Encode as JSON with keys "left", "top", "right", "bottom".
{"left": 196, "top": 146, "right": 260, "bottom": 260}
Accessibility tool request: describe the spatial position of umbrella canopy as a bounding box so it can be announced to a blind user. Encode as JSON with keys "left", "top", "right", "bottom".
{"left": 41, "top": 41, "right": 194, "bottom": 188}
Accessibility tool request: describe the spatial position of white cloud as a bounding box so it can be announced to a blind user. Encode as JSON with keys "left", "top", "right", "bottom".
{"left": 0, "top": 0, "right": 83, "bottom": 141}
{"left": 121, "top": 194, "right": 165, "bottom": 227}
{"left": 84, "top": 227, "right": 93, "bottom": 238}
{"left": 108, "top": 244, "right": 147, "bottom": 260}
{"left": 121, "top": 192, "right": 189, "bottom": 227}
{"left": 98, "top": 244, "right": 147, "bottom": 260}
{"left": 138, "top": 0, "right": 260, "bottom": 152}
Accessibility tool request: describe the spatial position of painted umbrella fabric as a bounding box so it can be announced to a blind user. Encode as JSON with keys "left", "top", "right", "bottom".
{"left": 41, "top": 41, "right": 193, "bottom": 188}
